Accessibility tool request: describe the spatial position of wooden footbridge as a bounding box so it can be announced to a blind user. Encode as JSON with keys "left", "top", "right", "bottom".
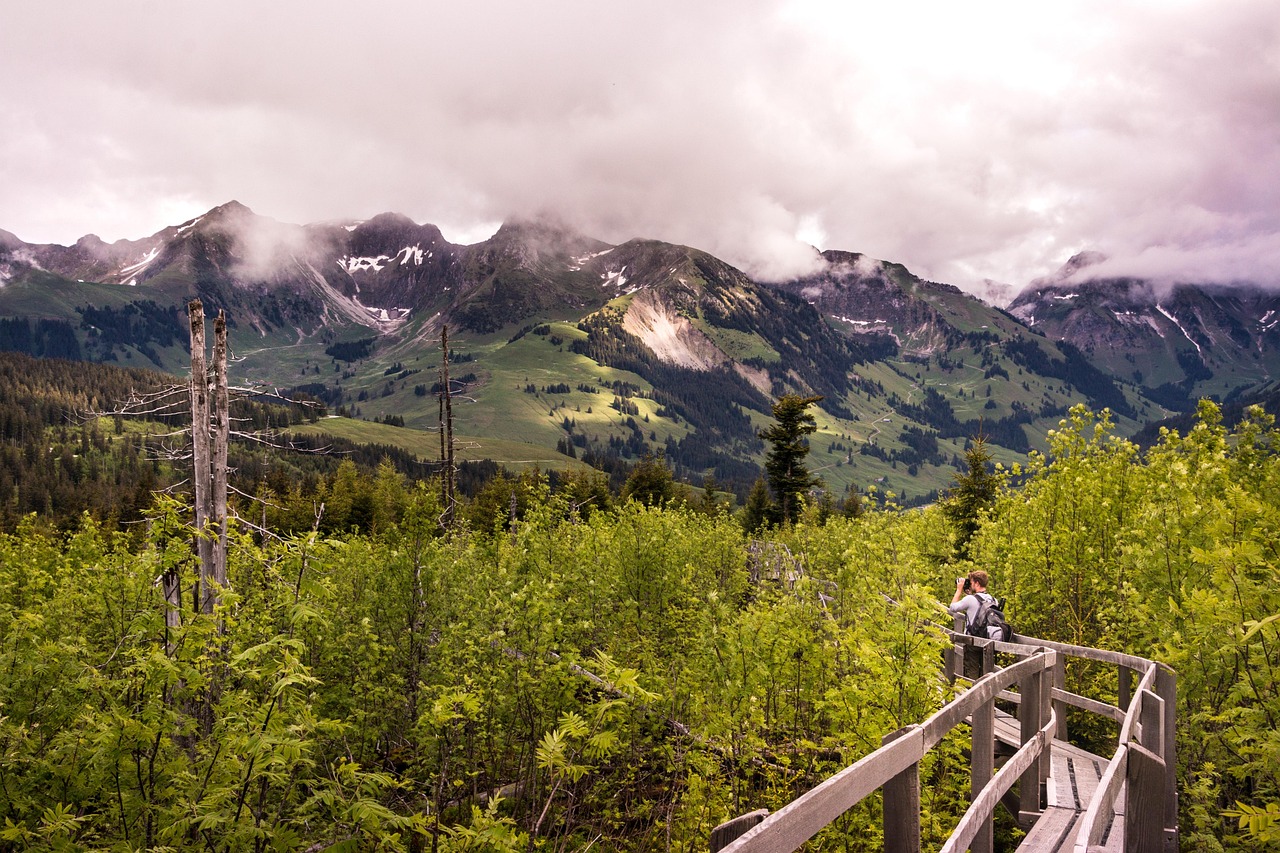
{"left": 710, "top": 623, "right": 1177, "bottom": 853}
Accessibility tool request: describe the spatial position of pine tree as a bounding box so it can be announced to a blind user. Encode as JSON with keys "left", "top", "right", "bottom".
{"left": 741, "top": 476, "right": 771, "bottom": 533}
{"left": 943, "top": 434, "right": 999, "bottom": 557}
{"left": 760, "top": 394, "right": 823, "bottom": 526}
{"left": 620, "top": 453, "right": 677, "bottom": 507}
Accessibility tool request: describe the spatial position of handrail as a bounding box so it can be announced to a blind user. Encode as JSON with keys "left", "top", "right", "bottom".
{"left": 716, "top": 650, "right": 1059, "bottom": 853}
{"left": 712, "top": 628, "right": 1178, "bottom": 853}
{"left": 954, "top": 629, "right": 1177, "bottom": 852}
{"left": 1071, "top": 657, "right": 1170, "bottom": 852}
{"left": 940, "top": 706, "right": 1057, "bottom": 853}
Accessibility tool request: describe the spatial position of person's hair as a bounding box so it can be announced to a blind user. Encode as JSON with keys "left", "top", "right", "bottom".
{"left": 967, "top": 570, "right": 989, "bottom": 589}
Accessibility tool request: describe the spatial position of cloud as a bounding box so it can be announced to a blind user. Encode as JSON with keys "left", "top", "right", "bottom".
{"left": 0, "top": 0, "right": 1277, "bottom": 291}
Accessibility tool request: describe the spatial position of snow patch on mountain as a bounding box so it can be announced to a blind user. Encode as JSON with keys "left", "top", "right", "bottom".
{"left": 568, "top": 247, "right": 614, "bottom": 271}
{"left": 304, "top": 262, "right": 408, "bottom": 332}
{"left": 601, "top": 266, "right": 628, "bottom": 289}
{"left": 1156, "top": 304, "right": 1201, "bottom": 353}
{"left": 832, "top": 315, "right": 900, "bottom": 344}
{"left": 396, "top": 245, "right": 427, "bottom": 266}
{"left": 120, "top": 247, "right": 160, "bottom": 276}
{"left": 339, "top": 247, "right": 430, "bottom": 274}
{"left": 1113, "top": 309, "right": 1163, "bottom": 333}
{"left": 339, "top": 255, "right": 392, "bottom": 274}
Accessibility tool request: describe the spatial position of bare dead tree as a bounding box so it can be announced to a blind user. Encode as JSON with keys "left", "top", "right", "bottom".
{"left": 189, "top": 302, "right": 230, "bottom": 614}
{"left": 439, "top": 324, "right": 457, "bottom": 529}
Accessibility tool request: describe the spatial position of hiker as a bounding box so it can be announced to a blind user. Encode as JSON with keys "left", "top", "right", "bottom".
{"left": 949, "top": 570, "right": 1008, "bottom": 641}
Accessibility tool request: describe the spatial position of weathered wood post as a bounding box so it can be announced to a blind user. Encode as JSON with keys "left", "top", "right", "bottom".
{"left": 189, "top": 303, "right": 211, "bottom": 611}
{"left": 948, "top": 614, "right": 965, "bottom": 683}
{"left": 883, "top": 725, "right": 921, "bottom": 853}
{"left": 1156, "top": 666, "right": 1178, "bottom": 851}
{"left": 1052, "top": 651, "right": 1069, "bottom": 743}
{"left": 1126, "top": 690, "right": 1168, "bottom": 853}
{"left": 161, "top": 529, "right": 182, "bottom": 655}
{"left": 1017, "top": 659, "right": 1045, "bottom": 825}
{"left": 1039, "top": 654, "right": 1053, "bottom": 788}
{"left": 210, "top": 311, "right": 228, "bottom": 593}
{"left": 970, "top": 690, "right": 996, "bottom": 853}
{"left": 977, "top": 637, "right": 995, "bottom": 677}
{"left": 1119, "top": 664, "right": 1132, "bottom": 712}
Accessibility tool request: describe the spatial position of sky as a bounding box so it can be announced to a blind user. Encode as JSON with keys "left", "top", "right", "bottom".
{"left": 2, "top": 0, "right": 1278, "bottom": 295}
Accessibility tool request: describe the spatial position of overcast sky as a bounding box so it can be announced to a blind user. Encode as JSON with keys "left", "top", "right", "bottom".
{"left": 2, "top": 0, "right": 1278, "bottom": 292}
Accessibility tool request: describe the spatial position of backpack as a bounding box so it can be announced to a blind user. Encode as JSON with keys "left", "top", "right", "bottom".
{"left": 967, "top": 593, "right": 1012, "bottom": 642}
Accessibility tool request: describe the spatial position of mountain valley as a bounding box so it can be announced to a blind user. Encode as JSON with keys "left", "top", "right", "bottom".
{"left": 3, "top": 203, "right": 1274, "bottom": 503}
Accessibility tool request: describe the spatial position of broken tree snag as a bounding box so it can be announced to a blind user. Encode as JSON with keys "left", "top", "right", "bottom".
{"left": 211, "top": 311, "right": 229, "bottom": 593}
{"left": 440, "top": 324, "right": 456, "bottom": 528}
{"left": 188, "top": 300, "right": 229, "bottom": 614}
{"left": 189, "top": 301, "right": 214, "bottom": 613}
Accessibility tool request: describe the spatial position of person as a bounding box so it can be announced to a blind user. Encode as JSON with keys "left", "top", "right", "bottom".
{"left": 949, "top": 570, "right": 1004, "bottom": 641}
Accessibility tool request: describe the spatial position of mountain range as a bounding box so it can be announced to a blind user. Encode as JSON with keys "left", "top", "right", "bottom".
{"left": 2, "top": 201, "right": 1276, "bottom": 503}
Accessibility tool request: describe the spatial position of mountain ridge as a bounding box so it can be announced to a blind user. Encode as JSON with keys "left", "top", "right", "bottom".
{"left": 0, "top": 201, "right": 1270, "bottom": 501}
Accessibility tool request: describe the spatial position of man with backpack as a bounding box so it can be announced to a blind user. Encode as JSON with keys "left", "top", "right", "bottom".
{"left": 949, "top": 570, "right": 1012, "bottom": 642}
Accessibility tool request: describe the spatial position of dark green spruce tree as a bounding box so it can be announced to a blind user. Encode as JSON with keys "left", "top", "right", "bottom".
{"left": 741, "top": 477, "right": 772, "bottom": 533}
{"left": 943, "top": 433, "right": 1000, "bottom": 557}
{"left": 760, "top": 394, "right": 824, "bottom": 526}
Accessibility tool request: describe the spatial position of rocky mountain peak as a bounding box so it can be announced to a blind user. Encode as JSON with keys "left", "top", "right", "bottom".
{"left": 1031, "top": 250, "right": 1109, "bottom": 289}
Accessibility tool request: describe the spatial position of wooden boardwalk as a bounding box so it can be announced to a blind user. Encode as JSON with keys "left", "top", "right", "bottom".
{"left": 991, "top": 710, "right": 1124, "bottom": 852}
{"left": 711, "top": 630, "right": 1177, "bottom": 853}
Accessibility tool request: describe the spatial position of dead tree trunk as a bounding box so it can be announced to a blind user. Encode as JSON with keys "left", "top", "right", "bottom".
{"left": 211, "top": 312, "right": 229, "bottom": 593}
{"left": 188, "top": 300, "right": 229, "bottom": 614}
{"left": 439, "top": 324, "right": 456, "bottom": 528}
{"left": 162, "top": 533, "right": 182, "bottom": 655}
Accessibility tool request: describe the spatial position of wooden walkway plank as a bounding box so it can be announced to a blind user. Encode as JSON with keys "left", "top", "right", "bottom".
{"left": 1019, "top": 806, "right": 1080, "bottom": 852}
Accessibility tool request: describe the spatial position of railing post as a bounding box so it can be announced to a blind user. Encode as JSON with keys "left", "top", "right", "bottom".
{"left": 1039, "top": 653, "right": 1053, "bottom": 786}
{"left": 945, "top": 614, "right": 964, "bottom": 684}
{"left": 1017, "top": 657, "right": 1045, "bottom": 825}
{"left": 1119, "top": 664, "right": 1132, "bottom": 711}
{"left": 1137, "top": 690, "right": 1164, "bottom": 754}
{"left": 970, "top": 692, "right": 995, "bottom": 853}
{"left": 1156, "top": 666, "right": 1179, "bottom": 851}
{"left": 882, "top": 725, "right": 921, "bottom": 853}
{"left": 1053, "top": 651, "right": 1069, "bottom": 743}
{"left": 1125, "top": 741, "right": 1167, "bottom": 853}
{"left": 979, "top": 637, "right": 995, "bottom": 677}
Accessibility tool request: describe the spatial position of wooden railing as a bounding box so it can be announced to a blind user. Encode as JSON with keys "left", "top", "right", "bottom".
{"left": 1015, "top": 633, "right": 1177, "bottom": 853}
{"left": 710, "top": 627, "right": 1177, "bottom": 853}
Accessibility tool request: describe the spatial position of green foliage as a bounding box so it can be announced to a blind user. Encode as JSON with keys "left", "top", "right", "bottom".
{"left": 6, "top": 398, "right": 1280, "bottom": 850}
{"left": 1223, "top": 800, "right": 1280, "bottom": 844}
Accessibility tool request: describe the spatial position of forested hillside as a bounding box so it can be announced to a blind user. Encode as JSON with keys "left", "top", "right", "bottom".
{"left": 0, "top": 352, "right": 510, "bottom": 534}
{"left": 1, "top": 400, "right": 1277, "bottom": 849}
